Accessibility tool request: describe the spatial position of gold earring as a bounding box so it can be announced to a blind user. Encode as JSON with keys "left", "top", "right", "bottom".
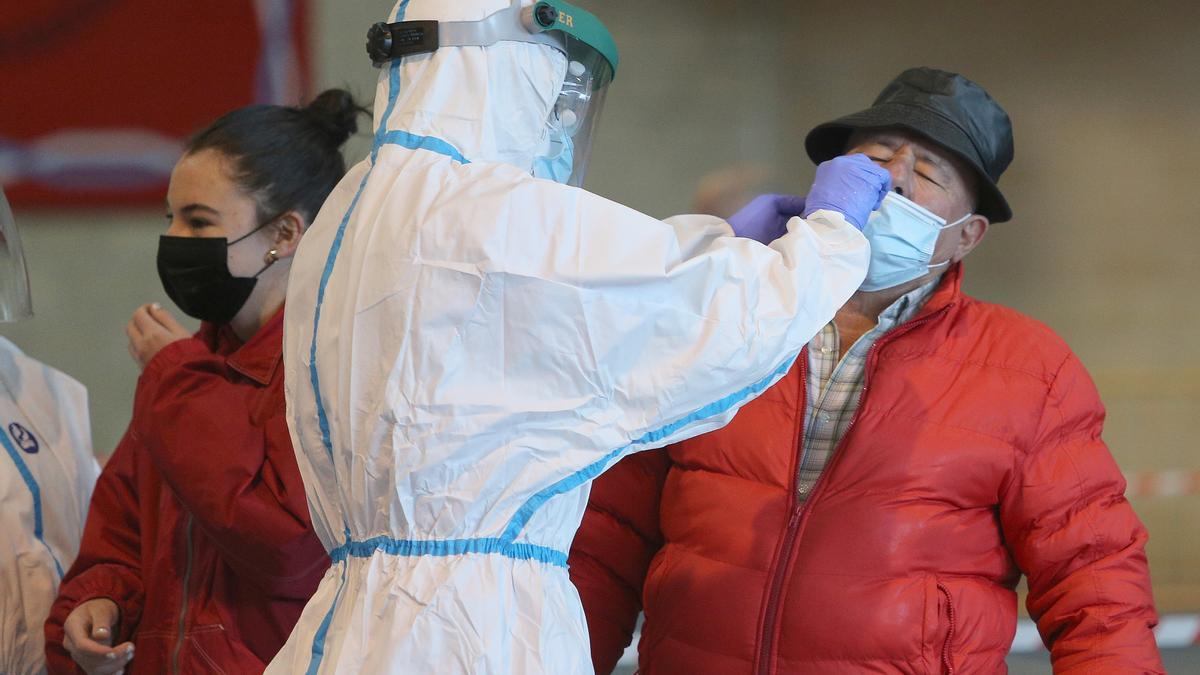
{"left": 264, "top": 249, "right": 279, "bottom": 265}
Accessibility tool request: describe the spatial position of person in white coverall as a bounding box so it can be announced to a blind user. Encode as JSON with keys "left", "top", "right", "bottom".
{"left": 271, "top": 1, "right": 891, "bottom": 673}
{"left": 0, "top": 188, "right": 99, "bottom": 674}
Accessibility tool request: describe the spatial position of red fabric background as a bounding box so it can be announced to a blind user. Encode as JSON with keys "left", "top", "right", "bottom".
{"left": 0, "top": 0, "right": 310, "bottom": 207}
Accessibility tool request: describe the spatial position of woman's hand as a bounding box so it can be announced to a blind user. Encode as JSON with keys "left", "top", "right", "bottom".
{"left": 126, "top": 303, "right": 191, "bottom": 370}
{"left": 62, "top": 598, "right": 135, "bottom": 674}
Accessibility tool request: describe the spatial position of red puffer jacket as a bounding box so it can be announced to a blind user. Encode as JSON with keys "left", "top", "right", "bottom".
{"left": 570, "top": 265, "right": 1162, "bottom": 674}
{"left": 44, "top": 309, "right": 329, "bottom": 674}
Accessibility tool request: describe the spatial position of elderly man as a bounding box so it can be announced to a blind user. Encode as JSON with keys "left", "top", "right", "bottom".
{"left": 569, "top": 67, "right": 1164, "bottom": 674}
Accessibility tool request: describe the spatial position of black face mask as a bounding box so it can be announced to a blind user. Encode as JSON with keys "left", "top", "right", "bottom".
{"left": 156, "top": 225, "right": 274, "bottom": 325}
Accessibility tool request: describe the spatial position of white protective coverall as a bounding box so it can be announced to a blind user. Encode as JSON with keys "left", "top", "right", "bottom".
{"left": 0, "top": 337, "right": 98, "bottom": 674}
{"left": 271, "top": 1, "right": 870, "bottom": 672}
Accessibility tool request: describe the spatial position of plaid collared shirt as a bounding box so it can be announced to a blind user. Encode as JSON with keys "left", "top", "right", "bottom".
{"left": 796, "top": 277, "right": 941, "bottom": 502}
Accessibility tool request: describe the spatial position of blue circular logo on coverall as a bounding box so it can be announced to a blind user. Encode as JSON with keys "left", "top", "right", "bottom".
{"left": 8, "top": 422, "right": 39, "bottom": 454}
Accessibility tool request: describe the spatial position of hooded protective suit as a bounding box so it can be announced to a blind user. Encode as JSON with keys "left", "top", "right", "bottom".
{"left": 271, "top": 1, "right": 870, "bottom": 672}
{"left": 0, "top": 337, "right": 98, "bottom": 674}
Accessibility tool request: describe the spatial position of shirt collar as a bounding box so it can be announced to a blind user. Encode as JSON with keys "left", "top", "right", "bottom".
{"left": 915, "top": 262, "right": 965, "bottom": 319}
{"left": 877, "top": 275, "right": 942, "bottom": 331}
{"left": 197, "top": 306, "right": 284, "bottom": 386}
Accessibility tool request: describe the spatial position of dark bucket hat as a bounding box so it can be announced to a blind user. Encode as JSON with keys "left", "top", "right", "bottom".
{"left": 805, "top": 67, "right": 1014, "bottom": 223}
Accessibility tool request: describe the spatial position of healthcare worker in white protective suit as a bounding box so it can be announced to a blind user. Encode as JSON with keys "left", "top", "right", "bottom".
{"left": 0, "top": 188, "right": 100, "bottom": 674}
{"left": 272, "top": 1, "right": 891, "bottom": 673}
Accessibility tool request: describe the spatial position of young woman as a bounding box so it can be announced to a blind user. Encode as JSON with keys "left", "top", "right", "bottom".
{"left": 44, "top": 89, "right": 364, "bottom": 675}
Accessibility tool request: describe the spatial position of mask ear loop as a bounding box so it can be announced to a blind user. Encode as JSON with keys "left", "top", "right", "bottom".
{"left": 929, "top": 212, "right": 974, "bottom": 270}
{"left": 254, "top": 249, "right": 280, "bottom": 278}
{"left": 229, "top": 205, "right": 293, "bottom": 246}
{"left": 228, "top": 220, "right": 273, "bottom": 246}
{"left": 939, "top": 212, "right": 973, "bottom": 230}
{"left": 231, "top": 213, "right": 287, "bottom": 277}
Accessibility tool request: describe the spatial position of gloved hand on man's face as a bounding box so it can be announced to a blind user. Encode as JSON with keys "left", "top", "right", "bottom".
{"left": 727, "top": 194, "right": 807, "bottom": 244}
{"left": 802, "top": 153, "right": 892, "bottom": 230}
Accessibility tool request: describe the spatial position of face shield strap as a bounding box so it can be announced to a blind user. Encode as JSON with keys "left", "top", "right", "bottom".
{"left": 365, "top": 0, "right": 618, "bottom": 77}
{"left": 364, "top": 1, "right": 618, "bottom": 189}
{"left": 367, "top": 2, "right": 565, "bottom": 67}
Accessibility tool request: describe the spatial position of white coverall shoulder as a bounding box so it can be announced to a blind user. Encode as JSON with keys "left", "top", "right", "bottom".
{"left": 0, "top": 337, "right": 99, "bottom": 675}
{"left": 270, "top": 0, "right": 868, "bottom": 672}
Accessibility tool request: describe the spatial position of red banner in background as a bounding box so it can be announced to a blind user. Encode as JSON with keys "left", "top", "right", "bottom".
{"left": 0, "top": 0, "right": 310, "bottom": 207}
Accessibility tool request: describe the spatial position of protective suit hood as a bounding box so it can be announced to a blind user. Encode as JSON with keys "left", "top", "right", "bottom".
{"left": 373, "top": 0, "right": 567, "bottom": 172}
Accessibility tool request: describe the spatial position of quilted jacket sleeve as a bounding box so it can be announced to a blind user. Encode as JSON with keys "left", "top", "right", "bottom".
{"left": 45, "top": 434, "right": 145, "bottom": 673}
{"left": 569, "top": 449, "right": 671, "bottom": 675}
{"left": 1000, "top": 352, "right": 1163, "bottom": 674}
{"left": 133, "top": 338, "right": 329, "bottom": 599}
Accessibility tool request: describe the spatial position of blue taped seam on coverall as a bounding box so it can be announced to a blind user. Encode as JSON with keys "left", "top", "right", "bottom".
{"left": 0, "top": 426, "right": 64, "bottom": 577}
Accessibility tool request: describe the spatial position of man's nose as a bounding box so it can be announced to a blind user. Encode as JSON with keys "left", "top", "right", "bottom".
{"left": 882, "top": 147, "right": 916, "bottom": 197}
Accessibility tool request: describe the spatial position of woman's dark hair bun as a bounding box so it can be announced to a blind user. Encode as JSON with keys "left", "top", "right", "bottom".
{"left": 304, "top": 88, "right": 367, "bottom": 147}
{"left": 186, "top": 89, "right": 367, "bottom": 222}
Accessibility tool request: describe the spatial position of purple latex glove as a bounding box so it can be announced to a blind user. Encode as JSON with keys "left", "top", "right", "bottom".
{"left": 802, "top": 154, "right": 892, "bottom": 230}
{"left": 727, "top": 194, "right": 808, "bottom": 244}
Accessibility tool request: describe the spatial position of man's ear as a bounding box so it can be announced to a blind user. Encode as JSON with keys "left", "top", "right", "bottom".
{"left": 271, "top": 211, "right": 309, "bottom": 259}
{"left": 951, "top": 214, "right": 989, "bottom": 263}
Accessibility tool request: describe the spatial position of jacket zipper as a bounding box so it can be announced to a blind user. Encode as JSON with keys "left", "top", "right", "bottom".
{"left": 172, "top": 515, "right": 195, "bottom": 675}
{"left": 937, "top": 582, "right": 957, "bottom": 674}
{"left": 755, "top": 352, "right": 808, "bottom": 675}
{"left": 755, "top": 306, "right": 952, "bottom": 675}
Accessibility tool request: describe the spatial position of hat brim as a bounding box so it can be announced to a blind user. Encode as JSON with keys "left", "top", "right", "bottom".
{"left": 805, "top": 103, "right": 1012, "bottom": 223}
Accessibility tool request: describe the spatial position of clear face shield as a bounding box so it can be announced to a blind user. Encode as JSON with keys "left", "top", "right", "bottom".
{"left": 532, "top": 28, "right": 614, "bottom": 187}
{"left": 366, "top": 0, "right": 618, "bottom": 187}
{"left": 0, "top": 188, "right": 32, "bottom": 323}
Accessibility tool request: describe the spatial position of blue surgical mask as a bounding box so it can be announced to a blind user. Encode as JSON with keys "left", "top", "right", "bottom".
{"left": 532, "top": 132, "right": 574, "bottom": 184}
{"left": 859, "top": 191, "right": 971, "bottom": 292}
